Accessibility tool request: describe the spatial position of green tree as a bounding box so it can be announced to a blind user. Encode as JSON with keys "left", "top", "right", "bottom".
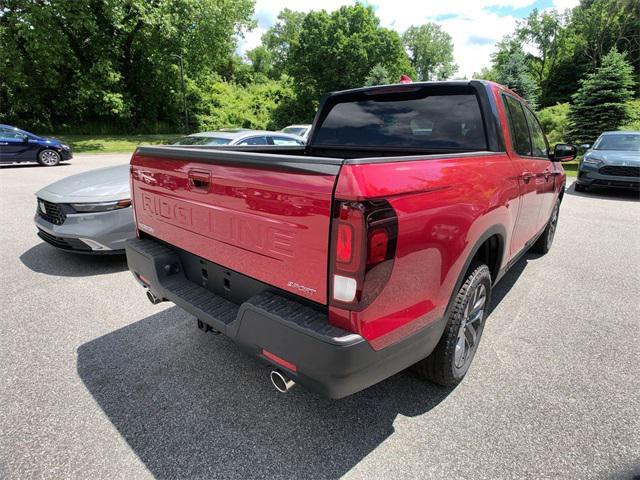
{"left": 246, "top": 46, "right": 273, "bottom": 77}
{"left": 402, "top": 23, "right": 457, "bottom": 81}
{"left": 287, "top": 4, "right": 413, "bottom": 119}
{"left": 491, "top": 37, "right": 540, "bottom": 107}
{"left": 364, "top": 64, "right": 392, "bottom": 86}
{"left": 261, "top": 9, "right": 307, "bottom": 78}
{"left": 0, "top": 0, "right": 254, "bottom": 132}
{"left": 568, "top": 49, "right": 635, "bottom": 143}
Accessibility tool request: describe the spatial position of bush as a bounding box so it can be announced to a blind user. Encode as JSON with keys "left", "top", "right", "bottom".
{"left": 537, "top": 103, "right": 570, "bottom": 145}
{"left": 620, "top": 99, "right": 640, "bottom": 131}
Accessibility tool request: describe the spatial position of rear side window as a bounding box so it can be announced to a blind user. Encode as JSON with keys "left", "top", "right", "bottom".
{"left": 523, "top": 108, "right": 548, "bottom": 158}
{"left": 270, "top": 136, "right": 303, "bottom": 145}
{"left": 237, "top": 136, "right": 268, "bottom": 146}
{"left": 314, "top": 93, "right": 487, "bottom": 150}
{"left": 503, "top": 95, "right": 532, "bottom": 156}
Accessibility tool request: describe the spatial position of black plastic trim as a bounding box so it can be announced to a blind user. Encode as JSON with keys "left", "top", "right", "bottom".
{"left": 344, "top": 150, "right": 497, "bottom": 165}
{"left": 134, "top": 145, "right": 342, "bottom": 175}
{"left": 125, "top": 236, "right": 447, "bottom": 398}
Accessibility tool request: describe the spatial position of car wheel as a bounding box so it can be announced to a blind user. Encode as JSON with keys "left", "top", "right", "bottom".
{"left": 38, "top": 149, "right": 61, "bottom": 166}
{"left": 531, "top": 200, "right": 560, "bottom": 255}
{"left": 414, "top": 262, "right": 492, "bottom": 386}
{"left": 574, "top": 183, "right": 587, "bottom": 192}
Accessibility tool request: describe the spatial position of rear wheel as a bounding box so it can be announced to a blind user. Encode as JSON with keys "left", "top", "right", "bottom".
{"left": 530, "top": 199, "right": 559, "bottom": 254}
{"left": 38, "top": 149, "right": 61, "bottom": 166}
{"left": 414, "top": 262, "right": 492, "bottom": 386}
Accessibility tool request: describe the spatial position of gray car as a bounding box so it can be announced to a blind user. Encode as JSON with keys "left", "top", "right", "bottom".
{"left": 34, "top": 164, "right": 133, "bottom": 254}
{"left": 172, "top": 129, "right": 305, "bottom": 146}
{"left": 576, "top": 131, "right": 640, "bottom": 192}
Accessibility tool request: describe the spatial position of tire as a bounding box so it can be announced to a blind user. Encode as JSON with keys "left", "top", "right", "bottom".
{"left": 38, "top": 149, "right": 61, "bottom": 166}
{"left": 414, "top": 262, "right": 492, "bottom": 387}
{"left": 530, "top": 199, "right": 560, "bottom": 255}
{"left": 574, "top": 183, "right": 587, "bottom": 192}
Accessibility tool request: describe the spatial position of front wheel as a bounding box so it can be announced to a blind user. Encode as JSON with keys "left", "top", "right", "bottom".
{"left": 530, "top": 199, "right": 560, "bottom": 255}
{"left": 414, "top": 262, "right": 492, "bottom": 386}
{"left": 38, "top": 149, "right": 61, "bottom": 166}
{"left": 574, "top": 183, "right": 587, "bottom": 192}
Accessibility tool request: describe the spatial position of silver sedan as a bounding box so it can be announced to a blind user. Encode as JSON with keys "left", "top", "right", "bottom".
{"left": 34, "top": 164, "right": 133, "bottom": 254}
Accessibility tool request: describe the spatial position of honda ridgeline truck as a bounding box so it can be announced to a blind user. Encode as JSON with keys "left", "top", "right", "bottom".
{"left": 125, "top": 81, "right": 577, "bottom": 398}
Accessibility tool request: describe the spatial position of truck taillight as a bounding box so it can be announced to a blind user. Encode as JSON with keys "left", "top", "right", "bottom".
{"left": 328, "top": 200, "right": 397, "bottom": 316}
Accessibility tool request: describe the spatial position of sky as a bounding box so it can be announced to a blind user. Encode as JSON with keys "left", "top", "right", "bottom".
{"left": 237, "top": 0, "right": 581, "bottom": 79}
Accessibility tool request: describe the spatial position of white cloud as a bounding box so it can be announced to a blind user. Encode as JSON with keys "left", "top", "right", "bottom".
{"left": 238, "top": 0, "right": 559, "bottom": 77}
{"left": 551, "top": 0, "right": 580, "bottom": 11}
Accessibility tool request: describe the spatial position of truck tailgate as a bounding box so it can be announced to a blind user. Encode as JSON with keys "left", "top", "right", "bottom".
{"left": 130, "top": 147, "right": 341, "bottom": 304}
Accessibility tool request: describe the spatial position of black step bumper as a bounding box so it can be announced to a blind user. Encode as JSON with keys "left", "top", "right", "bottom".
{"left": 125, "top": 237, "right": 445, "bottom": 398}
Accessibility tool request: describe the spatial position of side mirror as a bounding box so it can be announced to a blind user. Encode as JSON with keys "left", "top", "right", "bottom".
{"left": 580, "top": 143, "right": 591, "bottom": 150}
{"left": 551, "top": 143, "right": 577, "bottom": 162}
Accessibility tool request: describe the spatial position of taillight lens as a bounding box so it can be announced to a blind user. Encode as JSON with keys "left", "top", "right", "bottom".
{"left": 336, "top": 223, "right": 354, "bottom": 263}
{"left": 328, "top": 200, "right": 397, "bottom": 315}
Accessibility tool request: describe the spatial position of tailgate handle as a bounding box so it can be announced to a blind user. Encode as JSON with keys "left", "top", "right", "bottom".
{"left": 188, "top": 169, "right": 211, "bottom": 193}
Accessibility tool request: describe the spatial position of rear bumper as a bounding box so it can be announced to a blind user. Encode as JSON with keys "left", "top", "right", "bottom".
{"left": 126, "top": 237, "right": 445, "bottom": 398}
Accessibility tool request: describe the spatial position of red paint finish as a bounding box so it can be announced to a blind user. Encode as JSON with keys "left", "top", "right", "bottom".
{"left": 333, "top": 152, "right": 521, "bottom": 349}
{"left": 130, "top": 155, "right": 336, "bottom": 302}
{"left": 130, "top": 82, "right": 566, "bottom": 356}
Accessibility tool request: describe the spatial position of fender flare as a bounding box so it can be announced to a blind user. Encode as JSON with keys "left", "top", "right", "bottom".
{"left": 441, "top": 224, "right": 507, "bottom": 322}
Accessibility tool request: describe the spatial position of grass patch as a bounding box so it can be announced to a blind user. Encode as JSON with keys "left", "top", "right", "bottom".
{"left": 562, "top": 161, "right": 578, "bottom": 177}
{"left": 54, "top": 134, "right": 182, "bottom": 154}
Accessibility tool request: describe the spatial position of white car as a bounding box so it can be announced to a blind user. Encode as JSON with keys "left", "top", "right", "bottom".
{"left": 280, "top": 124, "right": 312, "bottom": 141}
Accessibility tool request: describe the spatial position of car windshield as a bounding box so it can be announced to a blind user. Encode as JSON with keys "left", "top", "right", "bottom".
{"left": 594, "top": 134, "right": 640, "bottom": 152}
{"left": 282, "top": 127, "right": 306, "bottom": 136}
{"left": 173, "top": 136, "right": 231, "bottom": 146}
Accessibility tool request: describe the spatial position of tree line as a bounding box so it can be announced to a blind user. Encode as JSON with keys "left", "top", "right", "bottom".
{"left": 1, "top": 0, "right": 638, "bottom": 143}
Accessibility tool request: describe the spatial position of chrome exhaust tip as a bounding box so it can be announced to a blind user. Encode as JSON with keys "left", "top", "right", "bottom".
{"left": 146, "top": 290, "right": 163, "bottom": 305}
{"left": 270, "top": 369, "right": 295, "bottom": 393}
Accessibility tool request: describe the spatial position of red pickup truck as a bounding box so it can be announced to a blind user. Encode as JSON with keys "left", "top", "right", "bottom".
{"left": 126, "top": 81, "right": 576, "bottom": 398}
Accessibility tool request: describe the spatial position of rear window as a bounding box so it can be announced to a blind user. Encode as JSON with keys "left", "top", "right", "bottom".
{"left": 173, "top": 136, "right": 231, "bottom": 146}
{"left": 314, "top": 93, "right": 487, "bottom": 150}
{"left": 282, "top": 127, "right": 307, "bottom": 136}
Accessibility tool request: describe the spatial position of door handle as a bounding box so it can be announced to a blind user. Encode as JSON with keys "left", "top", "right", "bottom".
{"left": 521, "top": 171, "right": 533, "bottom": 183}
{"left": 543, "top": 168, "right": 552, "bottom": 181}
{"left": 188, "top": 169, "right": 211, "bottom": 193}
{"left": 0, "top": 142, "right": 8, "bottom": 145}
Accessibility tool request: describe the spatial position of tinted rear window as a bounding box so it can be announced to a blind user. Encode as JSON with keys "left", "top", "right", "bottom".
{"left": 173, "top": 136, "right": 231, "bottom": 146}
{"left": 314, "top": 93, "right": 487, "bottom": 150}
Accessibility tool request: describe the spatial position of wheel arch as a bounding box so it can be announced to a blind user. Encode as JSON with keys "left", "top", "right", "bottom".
{"left": 442, "top": 224, "right": 506, "bottom": 322}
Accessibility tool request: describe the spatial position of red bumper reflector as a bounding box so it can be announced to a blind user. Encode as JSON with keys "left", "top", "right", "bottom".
{"left": 262, "top": 349, "right": 297, "bottom": 372}
{"left": 138, "top": 274, "right": 150, "bottom": 285}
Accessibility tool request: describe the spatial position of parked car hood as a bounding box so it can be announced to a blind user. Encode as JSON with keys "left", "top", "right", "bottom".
{"left": 586, "top": 150, "right": 640, "bottom": 165}
{"left": 36, "top": 164, "right": 130, "bottom": 203}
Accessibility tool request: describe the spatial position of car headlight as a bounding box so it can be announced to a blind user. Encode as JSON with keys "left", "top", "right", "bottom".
{"left": 71, "top": 199, "right": 131, "bottom": 212}
{"left": 582, "top": 157, "right": 604, "bottom": 167}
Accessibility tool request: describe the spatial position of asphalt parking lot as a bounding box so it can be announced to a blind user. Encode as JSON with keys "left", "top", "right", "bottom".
{"left": 1, "top": 154, "right": 639, "bottom": 479}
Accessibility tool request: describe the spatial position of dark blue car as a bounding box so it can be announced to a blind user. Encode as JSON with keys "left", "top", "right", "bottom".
{"left": 0, "top": 124, "right": 72, "bottom": 166}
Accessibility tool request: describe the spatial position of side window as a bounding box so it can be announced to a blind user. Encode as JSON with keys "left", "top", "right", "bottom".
{"left": 237, "top": 136, "right": 267, "bottom": 146}
{"left": 0, "top": 127, "right": 25, "bottom": 140}
{"left": 270, "top": 136, "right": 303, "bottom": 145}
{"left": 523, "top": 108, "right": 549, "bottom": 158}
{"left": 503, "top": 95, "right": 532, "bottom": 156}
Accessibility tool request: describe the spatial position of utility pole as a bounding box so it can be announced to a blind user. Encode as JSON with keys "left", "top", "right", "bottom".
{"left": 171, "top": 54, "right": 189, "bottom": 133}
